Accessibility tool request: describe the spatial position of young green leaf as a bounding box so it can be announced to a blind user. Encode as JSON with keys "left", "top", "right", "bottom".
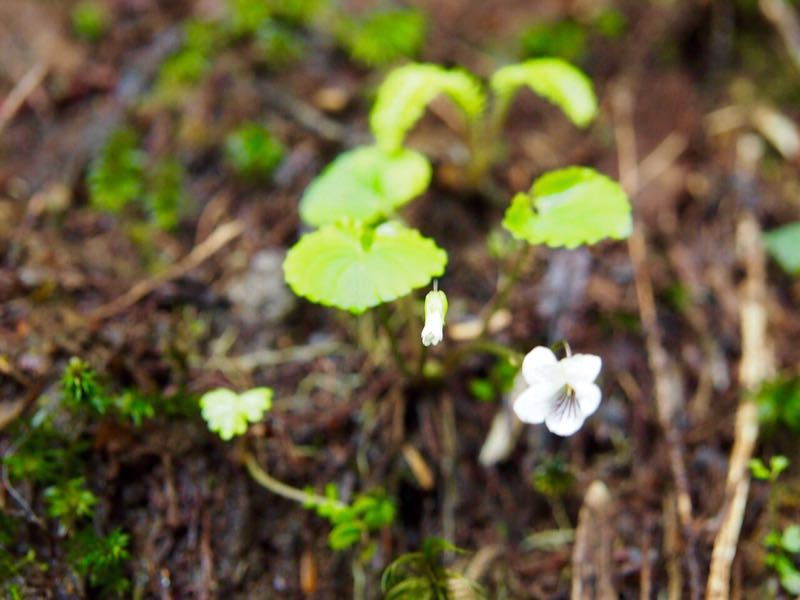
{"left": 300, "top": 145, "right": 431, "bottom": 227}
{"left": 283, "top": 221, "right": 447, "bottom": 314}
{"left": 200, "top": 387, "right": 273, "bottom": 441}
{"left": 764, "top": 221, "right": 800, "bottom": 275}
{"left": 502, "top": 167, "right": 631, "bottom": 248}
{"left": 490, "top": 58, "right": 597, "bottom": 128}
{"left": 783, "top": 525, "right": 800, "bottom": 554}
{"left": 370, "top": 63, "right": 486, "bottom": 151}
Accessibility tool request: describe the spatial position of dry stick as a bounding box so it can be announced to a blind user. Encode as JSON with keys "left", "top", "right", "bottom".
{"left": 612, "top": 83, "right": 702, "bottom": 600}
{"left": 759, "top": 0, "right": 800, "bottom": 73}
{"left": 571, "top": 481, "right": 615, "bottom": 600}
{"left": 706, "top": 214, "right": 773, "bottom": 599}
{"left": 88, "top": 220, "right": 244, "bottom": 322}
{"left": 0, "top": 61, "right": 48, "bottom": 136}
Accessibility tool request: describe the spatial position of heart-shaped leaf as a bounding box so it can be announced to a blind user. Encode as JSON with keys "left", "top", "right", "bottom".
{"left": 300, "top": 145, "right": 432, "bottom": 227}
{"left": 283, "top": 221, "right": 447, "bottom": 313}
{"left": 502, "top": 167, "right": 631, "bottom": 248}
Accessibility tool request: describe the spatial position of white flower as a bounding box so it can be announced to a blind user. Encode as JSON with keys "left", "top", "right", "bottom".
{"left": 513, "top": 346, "right": 602, "bottom": 436}
{"left": 421, "top": 288, "right": 448, "bottom": 347}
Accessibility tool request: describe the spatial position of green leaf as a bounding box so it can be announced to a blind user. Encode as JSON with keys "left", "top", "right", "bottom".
{"left": 748, "top": 458, "right": 771, "bottom": 480}
{"left": 783, "top": 525, "right": 800, "bottom": 553}
{"left": 300, "top": 145, "right": 431, "bottom": 227}
{"left": 200, "top": 387, "right": 273, "bottom": 441}
{"left": 370, "top": 63, "right": 486, "bottom": 151}
{"left": 283, "top": 221, "right": 447, "bottom": 314}
{"left": 764, "top": 221, "right": 800, "bottom": 275}
{"left": 502, "top": 167, "right": 631, "bottom": 248}
{"left": 328, "top": 521, "right": 364, "bottom": 550}
{"left": 490, "top": 58, "right": 597, "bottom": 127}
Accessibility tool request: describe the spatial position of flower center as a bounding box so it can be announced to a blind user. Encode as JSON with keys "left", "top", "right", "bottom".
{"left": 552, "top": 384, "right": 581, "bottom": 420}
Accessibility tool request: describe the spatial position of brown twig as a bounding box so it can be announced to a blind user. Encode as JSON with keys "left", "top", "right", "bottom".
{"left": 88, "top": 220, "right": 244, "bottom": 322}
{"left": 571, "top": 480, "right": 615, "bottom": 600}
{"left": 612, "top": 82, "right": 702, "bottom": 600}
{"left": 759, "top": 0, "right": 800, "bottom": 73}
{"left": 706, "top": 208, "right": 773, "bottom": 597}
{"left": 0, "top": 61, "right": 48, "bottom": 136}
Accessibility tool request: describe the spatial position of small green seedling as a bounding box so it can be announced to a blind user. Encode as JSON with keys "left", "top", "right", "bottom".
{"left": 766, "top": 525, "right": 800, "bottom": 594}
{"left": 381, "top": 537, "right": 486, "bottom": 600}
{"left": 143, "top": 158, "right": 187, "bottom": 231}
{"left": 200, "top": 387, "right": 273, "bottom": 440}
{"left": 44, "top": 477, "right": 97, "bottom": 533}
{"left": 71, "top": 1, "right": 109, "bottom": 41}
{"left": 67, "top": 528, "right": 131, "bottom": 596}
{"left": 305, "top": 484, "right": 396, "bottom": 551}
{"left": 224, "top": 123, "right": 285, "bottom": 180}
{"left": 88, "top": 128, "right": 144, "bottom": 213}
{"left": 62, "top": 357, "right": 111, "bottom": 414}
{"left": 749, "top": 455, "right": 789, "bottom": 482}
{"left": 757, "top": 374, "right": 800, "bottom": 433}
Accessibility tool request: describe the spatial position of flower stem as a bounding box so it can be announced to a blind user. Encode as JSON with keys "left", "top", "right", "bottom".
{"left": 480, "top": 244, "right": 531, "bottom": 336}
{"left": 378, "top": 306, "right": 413, "bottom": 378}
{"left": 242, "top": 451, "right": 347, "bottom": 510}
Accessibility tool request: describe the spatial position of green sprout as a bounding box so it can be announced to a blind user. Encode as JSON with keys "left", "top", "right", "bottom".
{"left": 305, "top": 486, "right": 396, "bottom": 551}
{"left": 71, "top": 1, "right": 109, "bottom": 42}
{"left": 87, "top": 128, "right": 144, "bottom": 213}
{"left": 766, "top": 525, "right": 800, "bottom": 594}
{"left": 143, "top": 157, "right": 187, "bottom": 231}
{"left": 67, "top": 528, "right": 131, "bottom": 596}
{"left": 757, "top": 374, "right": 800, "bottom": 433}
{"left": 44, "top": 477, "right": 98, "bottom": 532}
{"left": 200, "top": 387, "right": 273, "bottom": 440}
{"left": 381, "top": 538, "right": 486, "bottom": 600}
{"left": 62, "top": 357, "right": 111, "bottom": 414}
{"left": 749, "top": 456, "right": 790, "bottom": 481}
{"left": 224, "top": 123, "right": 285, "bottom": 180}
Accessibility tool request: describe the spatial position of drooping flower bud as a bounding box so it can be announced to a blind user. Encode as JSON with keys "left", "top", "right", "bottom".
{"left": 421, "top": 287, "right": 448, "bottom": 347}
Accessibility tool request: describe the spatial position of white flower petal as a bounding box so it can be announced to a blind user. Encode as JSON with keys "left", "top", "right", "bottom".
{"left": 573, "top": 382, "right": 601, "bottom": 417}
{"left": 545, "top": 409, "right": 586, "bottom": 437}
{"left": 522, "top": 346, "right": 560, "bottom": 386}
{"left": 561, "top": 353, "right": 602, "bottom": 384}
{"left": 421, "top": 321, "right": 443, "bottom": 346}
{"left": 513, "top": 384, "right": 561, "bottom": 424}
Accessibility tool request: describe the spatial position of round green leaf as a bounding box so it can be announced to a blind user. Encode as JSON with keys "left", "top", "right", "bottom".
{"left": 283, "top": 221, "right": 447, "bottom": 314}
{"left": 490, "top": 58, "right": 597, "bottom": 127}
{"left": 502, "top": 167, "right": 631, "bottom": 248}
{"left": 300, "top": 145, "right": 432, "bottom": 227}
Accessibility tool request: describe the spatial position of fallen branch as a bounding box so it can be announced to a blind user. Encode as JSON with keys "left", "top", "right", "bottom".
{"left": 89, "top": 220, "right": 244, "bottom": 322}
